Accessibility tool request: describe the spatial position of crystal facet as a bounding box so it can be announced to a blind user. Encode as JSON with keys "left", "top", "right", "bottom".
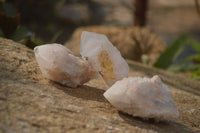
{"left": 34, "top": 44, "right": 96, "bottom": 88}
{"left": 103, "top": 75, "right": 179, "bottom": 121}
{"left": 80, "top": 31, "right": 129, "bottom": 86}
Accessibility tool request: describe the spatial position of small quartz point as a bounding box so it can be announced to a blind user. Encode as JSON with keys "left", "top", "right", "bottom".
{"left": 34, "top": 44, "right": 96, "bottom": 88}
{"left": 80, "top": 31, "right": 129, "bottom": 86}
{"left": 103, "top": 75, "right": 179, "bottom": 121}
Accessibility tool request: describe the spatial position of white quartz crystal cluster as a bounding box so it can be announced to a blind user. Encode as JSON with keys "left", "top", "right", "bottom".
{"left": 34, "top": 44, "right": 96, "bottom": 88}
{"left": 34, "top": 31, "right": 178, "bottom": 121}
{"left": 34, "top": 31, "right": 129, "bottom": 87}
{"left": 80, "top": 31, "right": 129, "bottom": 86}
{"left": 103, "top": 75, "right": 179, "bottom": 121}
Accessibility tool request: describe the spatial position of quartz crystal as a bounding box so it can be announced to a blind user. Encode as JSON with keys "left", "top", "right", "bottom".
{"left": 103, "top": 75, "right": 179, "bottom": 121}
{"left": 80, "top": 31, "right": 129, "bottom": 86}
{"left": 34, "top": 44, "right": 96, "bottom": 88}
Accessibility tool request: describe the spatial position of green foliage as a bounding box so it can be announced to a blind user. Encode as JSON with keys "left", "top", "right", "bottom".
{"left": 154, "top": 35, "right": 188, "bottom": 69}
{"left": 0, "top": 1, "right": 44, "bottom": 48}
{"left": 187, "top": 39, "right": 200, "bottom": 53}
{"left": 50, "top": 30, "right": 63, "bottom": 43}
{"left": 154, "top": 35, "right": 200, "bottom": 80}
{"left": 167, "top": 64, "right": 200, "bottom": 72}
{"left": 10, "top": 26, "right": 32, "bottom": 41}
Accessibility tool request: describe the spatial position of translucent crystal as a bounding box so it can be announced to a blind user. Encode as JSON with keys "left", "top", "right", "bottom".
{"left": 103, "top": 75, "right": 179, "bottom": 121}
{"left": 80, "top": 31, "right": 129, "bottom": 86}
{"left": 34, "top": 44, "right": 96, "bottom": 88}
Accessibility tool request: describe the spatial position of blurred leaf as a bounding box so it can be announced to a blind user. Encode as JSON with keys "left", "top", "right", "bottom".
{"left": 154, "top": 34, "right": 200, "bottom": 80}
{"left": 50, "top": 30, "right": 63, "bottom": 43}
{"left": 11, "top": 26, "right": 32, "bottom": 41}
{"left": 168, "top": 64, "right": 200, "bottom": 72}
{"left": 187, "top": 39, "right": 200, "bottom": 53}
{"left": 22, "top": 33, "right": 44, "bottom": 49}
{"left": 31, "top": 38, "right": 43, "bottom": 46}
{"left": 18, "top": 38, "right": 28, "bottom": 44}
{"left": 154, "top": 35, "right": 188, "bottom": 69}
{"left": 178, "top": 54, "right": 200, "bottom": 65}
{"left": 30, "top": 33, "right": 43, "bottom": 45}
